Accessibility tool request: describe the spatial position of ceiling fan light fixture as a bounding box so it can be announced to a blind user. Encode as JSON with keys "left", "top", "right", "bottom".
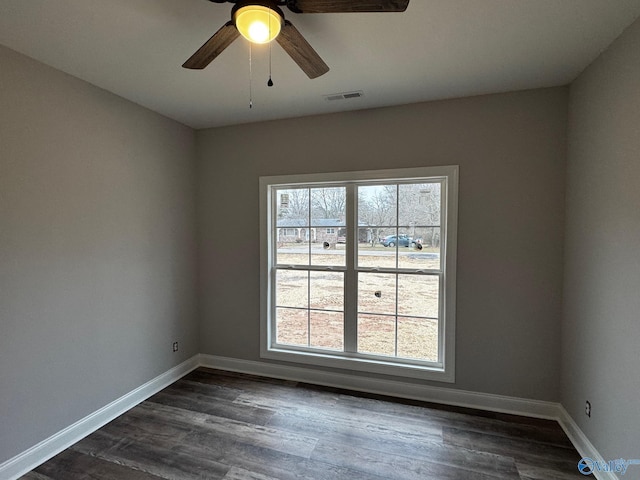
{"left": 233, "top": 4, "right": 283, "bottom": 44}
{"left": 184, "top": 0, "right": 411, "bottom": 76}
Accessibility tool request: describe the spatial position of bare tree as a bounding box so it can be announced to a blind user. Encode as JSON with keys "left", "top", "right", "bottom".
{"left": 358, "top": 183, "right": 441, "bottom": 246}
{"left": 397, "top": 184, "right": 438, "bottom": 223}
{"left": 358, "top": 187, "right": 396, "bottom": 245}
{"left": 311, "top": 187, "right": 346, "bottom": 219}
{"left": 398, "top": 183, "right": 441, "bottom": 246}
{"left": 277, "top": 188, "right": 309, "bottom": 224}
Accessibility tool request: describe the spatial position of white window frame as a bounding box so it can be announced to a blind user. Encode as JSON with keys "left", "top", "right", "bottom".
{"left": 259, "top": 166, "right": 458, "bottom": 382}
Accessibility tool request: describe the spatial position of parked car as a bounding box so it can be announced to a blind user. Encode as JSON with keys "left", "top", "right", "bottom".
{"left": 380, "top": 234, "right": 419, "bottom": 247}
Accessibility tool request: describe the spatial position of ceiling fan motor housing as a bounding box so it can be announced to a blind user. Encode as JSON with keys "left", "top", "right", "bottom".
{"left": 231, "top": 0, "right": 286, "bottom": 21}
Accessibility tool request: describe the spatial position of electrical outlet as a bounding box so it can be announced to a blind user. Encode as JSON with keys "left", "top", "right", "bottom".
{"left": 172, "top": 342, "right": 178, "bottom": 352}
{"left": 585, "top": 400, "right": 591, "bottom": 418}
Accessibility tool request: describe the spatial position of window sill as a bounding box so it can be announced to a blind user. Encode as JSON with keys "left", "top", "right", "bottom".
{"left": 261, "top": 346, "right": 455, "bottom": 383}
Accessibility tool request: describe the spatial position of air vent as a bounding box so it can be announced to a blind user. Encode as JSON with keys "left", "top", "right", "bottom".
{"left": 324, "top": 90, "right": 364, "bottom": 102}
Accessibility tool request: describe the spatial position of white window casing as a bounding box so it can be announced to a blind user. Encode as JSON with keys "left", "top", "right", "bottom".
{"left": 259, "top": 166, "right": 458, "bottom": 382}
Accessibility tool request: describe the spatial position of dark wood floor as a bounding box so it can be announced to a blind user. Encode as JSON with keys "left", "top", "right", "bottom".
{"left": 22, "top": 368, "right": 584, "bottom": 480}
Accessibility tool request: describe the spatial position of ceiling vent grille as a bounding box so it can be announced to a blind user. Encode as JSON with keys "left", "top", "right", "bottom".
{"left": 324, "top": 90, "right": 364, "bottom": 102}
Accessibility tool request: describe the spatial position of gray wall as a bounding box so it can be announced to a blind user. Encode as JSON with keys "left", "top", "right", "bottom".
{"left": 0, "top": 45, "right": 198, "bottom": 463}
{"left": 196, "top": 87, "right": 568, "bottom": 401}
{"left": 562, "top": 17, "right": 640, "bottom": 459}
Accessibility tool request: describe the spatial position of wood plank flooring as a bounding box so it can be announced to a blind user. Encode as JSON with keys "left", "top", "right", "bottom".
{"left": 21, "top": 368, "right": 584, "bottom": 480}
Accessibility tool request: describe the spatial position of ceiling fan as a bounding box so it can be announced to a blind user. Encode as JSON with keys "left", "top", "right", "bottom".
{"left": 183, "top": 0, "right": 410, "bottom": 79}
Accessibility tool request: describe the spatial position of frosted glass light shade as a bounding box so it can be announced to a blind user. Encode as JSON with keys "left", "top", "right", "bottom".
{"left": 234, "top": 5, "right": 283, "bottom": 44}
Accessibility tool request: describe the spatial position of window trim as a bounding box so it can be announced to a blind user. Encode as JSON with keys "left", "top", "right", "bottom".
{"left": 259, "top": 166, "right": 458, "bottom": 382}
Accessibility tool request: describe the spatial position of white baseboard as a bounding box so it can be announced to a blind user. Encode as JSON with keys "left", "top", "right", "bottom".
{"left": 557, "top": 406, "right": 618, "bottom": 480}
{"left": 3, "top": 353, "right": 611, "bottom": 480}
{"left": 199, "top": 354, "right": 561, "bottom": 420}
{"left": 0, "top": 355, "right": 200, "bottom": 480}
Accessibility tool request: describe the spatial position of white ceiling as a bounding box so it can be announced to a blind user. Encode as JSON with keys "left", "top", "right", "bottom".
{"left": 1, "top": 0, "right": 640, "bottom": 129}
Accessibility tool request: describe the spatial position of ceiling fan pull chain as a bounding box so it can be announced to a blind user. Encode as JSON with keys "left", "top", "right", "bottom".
{"left": 249, "top": 42, "right": 253, "bottom": 109}
{"left": 268, "top": 39, "right": 274, "bottom": 87}
{"left": 268, "top": 8, "right": 274, "bottom": 87}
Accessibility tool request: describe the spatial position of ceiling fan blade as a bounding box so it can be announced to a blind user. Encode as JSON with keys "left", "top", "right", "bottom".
{"left": 276, "top": 20, "right": 329, "bottom": 79}
{"left": 183, "top": 21, "right": 240, "bottom": 70}
{"left": 289, "top": 0, "right": 409, "bottom": 13}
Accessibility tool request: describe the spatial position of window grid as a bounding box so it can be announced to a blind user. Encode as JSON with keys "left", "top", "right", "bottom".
{"left": 273, "top": 181, "right": 443, "bottom": 363}
{"left": 261, "top": 166, "right": 458, "bottom": 381}
{"left": 354, "top": 182, "right": 443, "bottom": 363}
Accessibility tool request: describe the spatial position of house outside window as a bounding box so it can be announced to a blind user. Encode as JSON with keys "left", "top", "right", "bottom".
{"left": 260, "top": 166, "right": 458, "bottom": 381}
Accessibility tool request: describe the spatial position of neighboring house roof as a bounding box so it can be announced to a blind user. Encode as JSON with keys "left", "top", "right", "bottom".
{"left": 276, "top": 218, "right": 345, "bottom": 228}
{"left": 276, "top": 218, "right": 370, "bottom": 228}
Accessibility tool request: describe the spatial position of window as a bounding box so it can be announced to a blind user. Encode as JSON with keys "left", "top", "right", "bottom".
{"left": 260, "top": 166, "right": 458, "bottom": 381}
